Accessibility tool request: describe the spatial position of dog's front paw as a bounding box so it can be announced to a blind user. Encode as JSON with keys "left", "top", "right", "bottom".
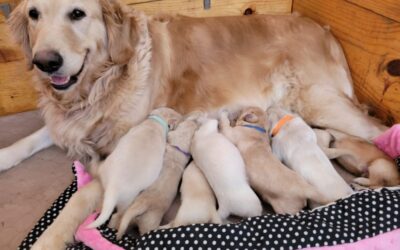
{"left": 31, "top": 233, "right": 70, "bottom": 250}
{"left": 0, "top": 147, "right": 22, "bottom": 172}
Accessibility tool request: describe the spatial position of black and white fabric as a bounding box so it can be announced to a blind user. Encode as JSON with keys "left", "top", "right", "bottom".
{"left": 20, "top": 159, "right": 400, "bottom": 250}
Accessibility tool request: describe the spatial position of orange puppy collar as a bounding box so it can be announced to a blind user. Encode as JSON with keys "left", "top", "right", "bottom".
{"left": 271, "top": 115, "right": 294, "bottom": 137}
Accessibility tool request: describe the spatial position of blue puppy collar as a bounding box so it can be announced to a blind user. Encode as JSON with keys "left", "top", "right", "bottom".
{"left": 148, "top": 115, "right": 169, "bottom": 136}
{"left": 240, "top": 124, "right": 267, "bottom": 134}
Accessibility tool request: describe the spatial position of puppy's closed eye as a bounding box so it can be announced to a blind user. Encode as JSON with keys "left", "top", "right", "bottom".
{"left": 243, "top": 113, "right": 259, "bottom": 123}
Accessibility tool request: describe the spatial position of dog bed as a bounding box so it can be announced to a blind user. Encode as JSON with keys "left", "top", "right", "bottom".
{"left": 19, "top": 159, "right": 400, "bottom": 250}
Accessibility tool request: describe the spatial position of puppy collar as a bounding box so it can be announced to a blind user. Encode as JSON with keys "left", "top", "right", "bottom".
{"left": 171, "top": 145, "right": 192, "bottom": 158}
{"left": 240, "top": 124, "right": 267, "bottom": 134}
{"left": 148, "top": 115, "right": 169, "bottom": 136}
{"left": 271, "top": 115, "right": 294, "bottom": 137}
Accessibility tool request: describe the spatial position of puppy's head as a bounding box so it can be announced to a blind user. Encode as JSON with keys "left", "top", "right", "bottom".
{"left": 8, "top": 0, "right": 137, "bottom": 93}
{"left": 265, "top": 105, "right": 289, "bottom": 131}
{"left": 151, "top": 107, "right": 182, "bottom": 130}
{"left": 168, "top": 118, "right": 199, "bottom": 151}
{"left": 236, "top": 107, "right": 267, "bottom": 128}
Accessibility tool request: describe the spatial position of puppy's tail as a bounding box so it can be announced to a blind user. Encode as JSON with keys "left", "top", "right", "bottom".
{"left": 305, "top": 183, "right": 331, "bottom": 208}
{"left": 88, "top": 187, "right": 118, "bottom": 228}
{"left": 210, "top": 210, "right": 222, "bottom": 224}
{"left": 117, "top": 202, "right": 148, "bottom": 239}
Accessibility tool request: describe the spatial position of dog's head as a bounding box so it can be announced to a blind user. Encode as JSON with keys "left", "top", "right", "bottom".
{"left": 8, "top": 0, "right": 137, "bottom": 92}
{"left": 236, "top": 106, "right": 268, "bottom": 128}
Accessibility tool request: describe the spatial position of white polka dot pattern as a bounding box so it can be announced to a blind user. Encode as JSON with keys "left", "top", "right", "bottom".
{"left": 20, "top": 160, "right": 400, "bottom": 249}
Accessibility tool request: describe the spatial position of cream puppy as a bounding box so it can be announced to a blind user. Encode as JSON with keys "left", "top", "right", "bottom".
{"left": 314, "top": 129, "right": 400, "bottom": 188}
{"left": 266, "top": 107, "right": 353, "bottom": 203}
{"left": 220, "top": 107, "right": 328, "bottom": 214}
{"left": 162, "top": 161, "right": 221, "bottom": 229}
{"left": 88, "top": 107, "right": 181, "bottom": 228}
{"left": 191, "top": 118, "right": 262, "bottom": 219}
{"left": 116, "top": 117, "right": 198, "bottom": 237}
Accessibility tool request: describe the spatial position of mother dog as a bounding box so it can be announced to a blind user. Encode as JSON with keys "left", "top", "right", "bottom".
{"left": 0, "top": 0, "right": 387, "bottom": 247}
{"left": 0, "top": 0, "right": 386, "bottom": 172}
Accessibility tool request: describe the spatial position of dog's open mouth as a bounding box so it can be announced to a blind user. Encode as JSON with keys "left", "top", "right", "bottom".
{"left": 50, "top": 52, "right": 88, "bottom": 91}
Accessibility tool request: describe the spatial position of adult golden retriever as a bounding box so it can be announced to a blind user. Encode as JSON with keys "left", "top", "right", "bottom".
{"left": 0, "top": 0, "right": 387, "bottom": 248}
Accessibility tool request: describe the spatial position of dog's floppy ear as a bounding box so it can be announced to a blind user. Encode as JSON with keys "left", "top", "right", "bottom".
{"left": 8, "top": 1, "right": 33, "bottom": 69}
{"left": 243, "top": 113, "right": 259, "bottom": 123}
{"left": 100, "top": 0, "right": 137, "bottom": 65}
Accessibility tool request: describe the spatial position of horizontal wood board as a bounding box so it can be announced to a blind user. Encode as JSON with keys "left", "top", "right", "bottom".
{"left": 294, "top": 0, "right": 400, "bottom": 124}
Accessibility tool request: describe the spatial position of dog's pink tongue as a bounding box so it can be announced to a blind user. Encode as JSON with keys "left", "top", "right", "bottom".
{"left": 51, "top": 75, "right": 70, "bottom": 85}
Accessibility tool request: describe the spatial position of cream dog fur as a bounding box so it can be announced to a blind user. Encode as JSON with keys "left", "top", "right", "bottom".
{"left": 162, "top": 161, "right": 221, "bottom": 229}
{"left": 267, "top": 107, "right": 353, "bottom": 203}
{"left": 191, "top": 118, "right": 262, "bottom": 219}
{"left": 2, "top": 0, "right": 388, "bottom": 175}
{"left": 88, "top": 107, "right": 181, "bottom": 228}
{"left": 116, "top": 117, "right": 197, "bottom": 237}
{"left": 220, "top": 107, "right": 328, "bottom": 214}
{"left": 314, "top": 129, "right": 400, "bottom": 188}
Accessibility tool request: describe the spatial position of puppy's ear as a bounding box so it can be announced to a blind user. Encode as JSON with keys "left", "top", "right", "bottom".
{"left": 168, "top": 119, "right": 180, "bottom": 130}
{"left": 8, "top": 1, "right": 33, "bottom": 69}
{"left": 100, "top": 0, "right": 137, "bottom": 65}
{"left": 243, "top": 113, "right": 259, "bottom": 123}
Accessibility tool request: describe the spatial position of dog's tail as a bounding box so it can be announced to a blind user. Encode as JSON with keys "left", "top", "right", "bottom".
{"left": 88, "top": 186, "right": 118, "bottom": 229}
{"left": 117, "top": 201, "right": 148, "bottom": 239}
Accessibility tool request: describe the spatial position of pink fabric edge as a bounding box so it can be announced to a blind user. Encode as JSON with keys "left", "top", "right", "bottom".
{"left": 73, "top": 161, "right": 124, "bottom": 250}
{"left": 302, "top": 228, "right": 400, "bottom": 250}
{"left": 75, "top": 213, "right": 124, "bottom": 250}
{"left": 373, "top": 124, "right": 400, "bottom": 159}
{"left": 74, "top": 160, "right": 93, "bottom": 189}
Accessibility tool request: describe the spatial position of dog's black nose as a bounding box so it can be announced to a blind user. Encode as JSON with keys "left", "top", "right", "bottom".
{"left": 32, "top": 50, "right": 63, "bottom": 73}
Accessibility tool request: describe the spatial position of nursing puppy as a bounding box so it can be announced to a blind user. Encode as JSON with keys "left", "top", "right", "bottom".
{"left": 162, "top": 161, "right": 221, "bottom": 229}
{"left": 314, "top": 129, "right": 400, "bottom": 188}
{"left": 220, "top": 107, "right": 327, "bottom": 214}
{"left": 191, "top": 118, "right": 262, "bottom": 219}
{"left": 116, "top": 117, "right": 197, "bottom": 238}
{"left": 266, "top": 107, "right": 353, "bottom": 203}
{"left": 89, "top": 107, "right": 181, "bottom": 228}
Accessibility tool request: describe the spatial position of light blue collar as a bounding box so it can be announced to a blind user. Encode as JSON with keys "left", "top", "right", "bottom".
{"left": 241, "top": 124, "right": 267, "bottom": 134}
{"left": 148, "top": 115, "right": 169, "bottom": 136}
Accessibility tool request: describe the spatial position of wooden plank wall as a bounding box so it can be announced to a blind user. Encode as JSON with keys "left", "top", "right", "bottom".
{"left": 293, "top": 0, "right": 400, "bottom": 124}
{"left": 0, "top": 13, "right": 37, "bottom": 116}
{"left": 123, "top": 0, "right": 292, "bottom": 17}
{"left": 0, "top": 0, "right": 292, "bottom": 116}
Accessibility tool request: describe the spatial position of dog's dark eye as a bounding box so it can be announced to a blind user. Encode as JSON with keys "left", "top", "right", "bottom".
{"left": 69, "top": 9, "right": 86, "bottom": 21}
{"left": 28, "top": 8, "right": 40, "bottom": 20}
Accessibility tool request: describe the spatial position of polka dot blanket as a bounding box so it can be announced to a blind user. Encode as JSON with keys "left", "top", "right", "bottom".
{"left": 20, "top": 159, "right": 400, "bottom": 250}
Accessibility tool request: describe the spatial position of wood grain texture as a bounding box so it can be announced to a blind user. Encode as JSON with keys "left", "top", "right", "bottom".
{"left": 122, "top": 0, "right": 292, "bottom": 17}
{"left": 348, "top": 0, "right": 400, "bottom": 23}
{"left": 0, "top": 13, "right": 37, "bottom": 116}
{"left": 0, "top": 0, "right": 20, "bottom": 10}
{"left": 293, "top": 0, "right": 400, "bottom": 124}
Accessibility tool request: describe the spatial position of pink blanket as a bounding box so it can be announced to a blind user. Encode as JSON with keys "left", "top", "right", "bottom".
{"left": 374, "top": 124, "right": 400, "bottom": 158}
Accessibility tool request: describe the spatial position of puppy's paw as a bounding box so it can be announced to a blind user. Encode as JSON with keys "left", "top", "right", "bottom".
{"left": 158, "top": 223, "right": 173, "bottom": 230}
{"left": 218, "top": 109, "right": 230, "bottom": 119}
{"left": 352, "top": 177, "right": 371, "bottom": 187}
{"left": 350, "top": 180, "right": 369, "bottom": 191}
{"left": 185, "top": 111, "right": 205, "bottom": 121}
